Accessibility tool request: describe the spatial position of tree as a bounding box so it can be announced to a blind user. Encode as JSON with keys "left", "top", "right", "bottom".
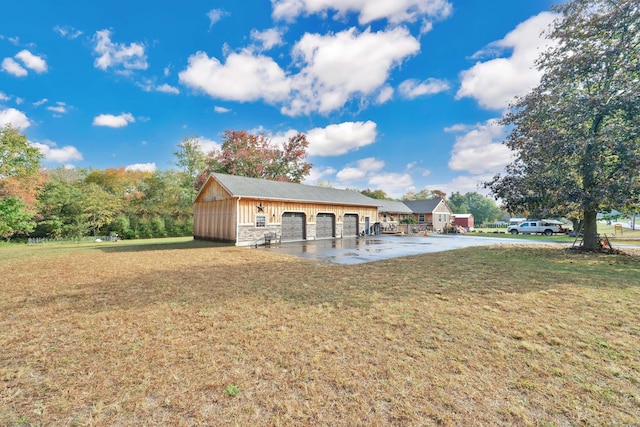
{"left": 448, "top": 192, "right": 468, "bottom": 214}
{"left": 0, "top": 124, "right": 44, "bottom": 210}
{"left": 486, "top": 0, "right": 640, "bottom": 250}
{"left": 462, "top": 192, "right": 502, "bottom": 225}
{"left": 173, "top": 136, "right": 208, "bottom": 200}
{"left": 0, "top": 197, "right": 35, "bottom": 241}
{"left": 360, "top": 188, "right": 389, "bottom": 200}
{"left": 200, "top": 130, "right": 312, "bottom": 184}
{"left": 402, "top": 188, "right": 446, "bottom": 201}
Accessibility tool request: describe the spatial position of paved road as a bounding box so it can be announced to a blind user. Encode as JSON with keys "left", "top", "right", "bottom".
{"left": 260, "top": 233, "right": 566, "bottom": 265}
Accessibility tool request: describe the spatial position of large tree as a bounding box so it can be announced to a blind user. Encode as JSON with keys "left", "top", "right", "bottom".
{"left": 199, "top": 130, "right": 312, "bottom": 185}
{"left": 486, "top": 0, "right": 640, "bottom": 250}
{"left": 173, "top": 136, "right": 208, "bottom": 201}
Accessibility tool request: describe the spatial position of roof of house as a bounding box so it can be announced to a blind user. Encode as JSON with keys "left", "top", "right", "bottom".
{"left": 377, "top": 199, "right": 414, "bottom": 214}
{"left": 206, "top": 173, "right": 381, "bottom": 207}
{"left": 452, "top": 213, "right": 473, "bottom": 218}
{"left": 401, "top": 198, "right": 447, "bottom": 213}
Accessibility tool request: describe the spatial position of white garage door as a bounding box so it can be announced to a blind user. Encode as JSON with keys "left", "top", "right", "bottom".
{"left": 343, "top": 214, "right": 358, "bottom": 237}
{"left": 281, "top": 212, "right": 306, "bottom": 241}
{"left": 316, "top": 213, "right": 335, "bottom": 239}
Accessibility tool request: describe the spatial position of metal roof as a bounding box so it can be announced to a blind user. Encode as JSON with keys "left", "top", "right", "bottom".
{"left": 210, "top": 173, "right": 381, "bottom": 207}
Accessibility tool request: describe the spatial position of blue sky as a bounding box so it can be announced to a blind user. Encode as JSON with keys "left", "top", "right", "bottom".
{"left": 1, "top": 0, "right": 559, "bottom": 198}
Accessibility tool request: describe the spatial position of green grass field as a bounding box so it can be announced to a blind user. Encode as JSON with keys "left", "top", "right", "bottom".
{"left": 1, "top": 238, "right": 639, "bottom": 425}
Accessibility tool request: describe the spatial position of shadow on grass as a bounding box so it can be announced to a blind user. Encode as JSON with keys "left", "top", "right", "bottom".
{"left": 97, "top": 238, "right": 233, "bottom": 253}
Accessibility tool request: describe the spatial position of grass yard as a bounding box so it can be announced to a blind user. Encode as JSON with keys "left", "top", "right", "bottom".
{"left": 1, "top": 238, "right": 639, "bottom": 426}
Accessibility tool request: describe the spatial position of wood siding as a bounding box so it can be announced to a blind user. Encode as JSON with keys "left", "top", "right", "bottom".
{"left": 193, "top": 179, "right": 236, "bottom": 242}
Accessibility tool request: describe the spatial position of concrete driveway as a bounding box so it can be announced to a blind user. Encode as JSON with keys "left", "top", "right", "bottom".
{"left": 260, "top": 233, "right": 562, "bottom": 265}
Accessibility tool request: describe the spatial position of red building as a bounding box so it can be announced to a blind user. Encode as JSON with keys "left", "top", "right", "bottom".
{"left": 452, "top": 214, "right": 474, "bottom": 230}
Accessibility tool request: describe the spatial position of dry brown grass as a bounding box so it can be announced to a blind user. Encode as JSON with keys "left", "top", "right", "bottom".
{"left": 1, "top": 239, "right": 639, "bottom": 426}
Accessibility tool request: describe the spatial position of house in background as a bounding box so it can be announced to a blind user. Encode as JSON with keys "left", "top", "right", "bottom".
{"left": 452, "top": 213, "right": 474, "bottom": 230}
{"left": 194, "top": 173, "right": 381, "bottom": 246}
{"left": 402, "top": 199, "right": 452, "bottom": 232}
{"left": 377, "top": 198, "right": 453, "bottom": 232}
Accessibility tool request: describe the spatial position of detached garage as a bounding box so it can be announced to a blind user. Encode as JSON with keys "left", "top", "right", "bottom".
{"left": 194, "top": 173, "right": 380, "bottom": 246}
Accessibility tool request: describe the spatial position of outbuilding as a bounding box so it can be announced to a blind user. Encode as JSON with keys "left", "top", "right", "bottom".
{"left": 452, "top": 213, "right": 474, "bottom": 230}
{"left": 194, "top": 173, "right": 381, "bottom": 246}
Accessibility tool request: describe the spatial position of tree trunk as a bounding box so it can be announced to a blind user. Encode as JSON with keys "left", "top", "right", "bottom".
{"left": 582, "top": 210, "right": 599, "bottom": 250}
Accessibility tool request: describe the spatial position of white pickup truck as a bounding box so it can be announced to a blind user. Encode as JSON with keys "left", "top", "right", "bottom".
{"left": 508, "top": 220, "right": 569, "bottom": 236}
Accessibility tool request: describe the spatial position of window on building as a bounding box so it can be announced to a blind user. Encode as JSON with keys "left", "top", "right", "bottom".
{"left": 256, "top": 215, "right": 266, "bottom": 228}
{"left": 419, "top": 214, "right": 425, "bottom": 223}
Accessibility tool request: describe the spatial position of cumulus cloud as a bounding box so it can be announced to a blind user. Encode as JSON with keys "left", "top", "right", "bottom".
{"left": 272, "top": 0, "right": 452, "bottom": 25}
{"left": 251, "top": 28, "right": 284, "bottom": 50}
{"left": 214, "top": 106, "right": 231, "bottom": 113}
{"left": 93, "top": 30, "right": 148, "bottom": 73}
{"left": 197, "top": 137, "right": 221, "bottom": 154}
{"left": 1, "top": 58, "right": 28, "bottom": 76}
{"left": 398, "top": 78, "right": 449, "bottom": 99}
{"left": 179, "top": 50, "right": 290, "bottom": 103}
{"left": 446, "top": 119, "right": 512, "bottom": 175}
{"left": 375, "top": 85, "right": 394, "bottom": 104}
{"left": 304, "top": 166, "right": 337, "bottom": 185}
{"left": 15, "top": 50, "right": 48, "bottom": 73}
{"left": 336, "top": 157, "right": 385, "bottom": 182}
{"left": 31, "top": 141, "right": 83, "bottom": 163}
{"left": 456, "top": 11, "right": 558, "bottom": 110}
{"left": 126, "top": 163, "right": 157, "bottom": 172}
{"left": 368, "top": 173, "right": 414, "bottom": 199}
{"left": 284, "top": 27, "right": 420, "bottom": 116}
{"left": 92, "top": 113, "right": 135, "bottom": 128}
{"left": 0, "top": 108, "right": 30, "bottom": 129}
{"left": 306, "top": 121, "right": 377, "bottom": 156}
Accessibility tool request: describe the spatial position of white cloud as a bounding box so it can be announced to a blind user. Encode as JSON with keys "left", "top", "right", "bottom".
{"left": 251, "top": 28, "right": 284, "bottom": 50}
{"left": 284, "top": 27, "right": 420, "bottom": 116}
{"left": 93, "top": 30, "right": 148, "bottom": 73}
{"left": 33, "top": 98, "right": 48, "bottom": 106}
{"left": 31, "top": 141, "right": 83, "bottom": 163}
{"left": 398, "top": 78, "right": 449, "bottom": 99}
{"left": 272, "top": 0, "right": 452, "bottom": 25}
{"left": 46, "top": 102, "right": 68, "bottom": 114}
{"left": 155, "top": 83, "right": 180, "bottom": 94}
{"left": 336, "top": 157, "right": 385, "bottom": 182}
{"left": 304, "top": 166, "right": 337, "bottom": 185}
{"left": 214, "top": 106, "right": 231, "bottom": 113}
{"left": 456, "top": 11, "right": 558, "bottom": 110}
{"left": 0, "top": 108, "right": 30, "bottom": 129}
{"left": 92, "top": 113, "right": 135, "bottom": 128}
{"left": 368, "top": 173, "right": 414, "bottom": 199}
{"left": 446, "top": 119, "right": 512, "bottom": 175}
{"left": 207, "top": 9, "right": 228, "bottom": 27}
{"left": 179, "top": 50, "right": 290, "bottom": 103}
{"left": 375, "top": 85, "right": 394, "bottom": 104}
{"left": 306, "top": 121, "right": 377, "bottom": 156}
{"left": 2, "top": 58, "right": 27, "bottom": 76}
{"left": 426, "top": 174, "right": 495, "bottom": 197}
{"left": 0, "top": 91, "right": 9, "bottom": 101}
{"left": 15, "top": 50, "right": 48, "bottom": 73}
{"left": 54, "top": 25, "right": 83, "bottom": 39}
{"left": 126, "top": 163, "right": 157, "bottom": 172}
{"left": 197, "top": 137, "right": 221, "bottom": 154}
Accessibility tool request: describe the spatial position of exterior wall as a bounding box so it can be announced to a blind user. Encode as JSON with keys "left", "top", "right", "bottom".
{"left": 452, "top": 215, "right": 474, "bottom": 228}
{"left": 432, "top": 201, "right": 452, "bottom": 232}
{"left": 235, "top": 197, "right": 378, "bottom": 246}
{"left": 193, "top": 180, "right": 237, "bottom": 242}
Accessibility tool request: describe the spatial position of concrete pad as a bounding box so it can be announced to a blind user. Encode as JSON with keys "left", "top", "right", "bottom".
{"left": 258, "top": 234, "right": 560, "bottom": 265}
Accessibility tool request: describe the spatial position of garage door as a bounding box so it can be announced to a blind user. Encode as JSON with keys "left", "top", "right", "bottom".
{"left": 281, "top": 212, "right": 306, "bottom": 241}
{"left": 316, "top": 213, "right": 335, "bottom": 239}
{"left": 343, "top": 214, "right": 358, "bottom": 237}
